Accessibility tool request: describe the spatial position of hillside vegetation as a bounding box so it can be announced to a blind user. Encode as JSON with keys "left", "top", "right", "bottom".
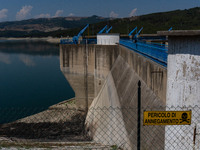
{"left": 0, "top": 15, "right": 107, "bottom": 37}
{"left": 104, "top": 7, "right": 200, "bottom": 35}
{"left": 0, "top": 7, "right": 200, "bottom": 37}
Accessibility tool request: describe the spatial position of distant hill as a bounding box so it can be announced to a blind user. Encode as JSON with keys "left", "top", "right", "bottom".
{"left": 1, "top": 7, "right": 200, "bottom": 37}
{"left": 58, "top": 7, "right": 200, "bottom": 37}
{"left": 0, "top": 15, "right": 108, "bottom": 37}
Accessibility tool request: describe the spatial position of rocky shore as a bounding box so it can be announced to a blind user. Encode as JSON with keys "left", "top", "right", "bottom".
{"left": 0, "top": 98, "right": 89, "bottom": 142}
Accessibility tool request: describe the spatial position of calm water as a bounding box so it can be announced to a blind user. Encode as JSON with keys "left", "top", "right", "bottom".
{"left": 0, "top": 41, "right": 75, "bottom": 109}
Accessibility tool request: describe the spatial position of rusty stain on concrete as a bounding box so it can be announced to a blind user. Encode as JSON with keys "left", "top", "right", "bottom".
{"left": 182, "top": 61, "right": 187, "bottom": 77}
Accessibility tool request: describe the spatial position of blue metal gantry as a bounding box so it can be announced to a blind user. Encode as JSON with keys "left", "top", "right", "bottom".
{"left": 128, "top": 26, "right": 137, "bottom": 36}
{"left": 106, "top": 26, "right": 113, "bottom": 33}
{"left": 168, "top": 27, "right": 172, "bottom": 31}
{"left": 134, "top": 27, "right": 143, "bottom": 38}
{"left": 72, "top": 24, "right": 89, "bottom": 44}
{"left": 98, "top": 25, "right": 107, "bottom": 34}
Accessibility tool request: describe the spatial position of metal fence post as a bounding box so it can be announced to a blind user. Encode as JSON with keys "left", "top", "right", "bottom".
{"left": 137, "top": 80, "right": 141, "bottom": 150}
{"left": 85, "top": 39, "right": 88, "bottom": 112}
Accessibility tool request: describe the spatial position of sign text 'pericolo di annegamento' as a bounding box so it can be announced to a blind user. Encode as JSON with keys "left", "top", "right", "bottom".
{"left": 143, "top": 111, "right": 191, "bottom": 125}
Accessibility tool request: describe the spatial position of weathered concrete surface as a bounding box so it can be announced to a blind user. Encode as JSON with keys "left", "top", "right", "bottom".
{"left": 167, "top": 36, "right": 200, "bottom": 106}
{"left": 60, "top": 43, "right": 168, "bottom": 149}
{"left": 94, "top": 45, "right": 119, "bottom": 97}
{"left": 60, "top": 44, "right": 119, "bottom": 109}
{"left": 159, "top": 32, "right": 200, "bottom": 150}
{"left": 60, "top": 44, "right": 167, "bottom": 109}
{"left": 119, "top": 45, "right": 167, "bottom": 104}
{"left": 60, "top": 44, "right": 95, "bottom": 109}
{"left": 86, "top": 56, "right": 165, "bottom": 150}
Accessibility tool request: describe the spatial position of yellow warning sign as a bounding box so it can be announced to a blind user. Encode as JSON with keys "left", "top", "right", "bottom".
{"left": 143, "top": 111, "right": 191, "bottom": 125}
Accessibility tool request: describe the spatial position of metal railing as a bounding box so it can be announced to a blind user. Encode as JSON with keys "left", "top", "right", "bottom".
{"left": 60, "top": 39, "right": 97, "bottom": 44}
{"left": 119, "top": 39, "right": 168, "bottom": 67}
{"left": 138, "top": 36, "right": 166, "bottom": 40}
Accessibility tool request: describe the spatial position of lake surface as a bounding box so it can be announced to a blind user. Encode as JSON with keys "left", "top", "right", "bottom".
{"left": 0, "top": 41, "right": 75, "bottom": 109}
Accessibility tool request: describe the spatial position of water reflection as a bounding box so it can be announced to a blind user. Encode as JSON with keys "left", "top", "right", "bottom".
{"left": 0, "top": 41, "right": 74, "bottom": 109}
{"left": 18, "top": 54, "right": 36, "bottom": 67}
{"left": 0, "top": 41, "right": 75, "bottom": 124}
{"left": 0, "top": 41, "right": 59, "bottom": 56}
{"left": 0, "top": 53, "right": 11, "bottom": 64}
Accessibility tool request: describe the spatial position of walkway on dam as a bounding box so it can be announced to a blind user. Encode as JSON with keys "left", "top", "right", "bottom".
{"left": 60, "top": 38, "right": 168, "bottom": 67}
{"left": 119, "top": 39, "right": 168, "bottom": 67}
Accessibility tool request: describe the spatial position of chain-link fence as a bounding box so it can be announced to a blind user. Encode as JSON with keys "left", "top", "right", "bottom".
{"left": 0, "top": 106, "right": 199, "bottom": 149}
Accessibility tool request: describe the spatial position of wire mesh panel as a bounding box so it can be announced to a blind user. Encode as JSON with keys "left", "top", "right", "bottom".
{"left": 0, "top": 106, "right": 199, "bottom": 149}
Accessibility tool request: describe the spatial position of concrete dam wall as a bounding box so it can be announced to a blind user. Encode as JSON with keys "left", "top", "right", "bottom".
{"left": 60, "top": 44, "right": 167, "bottom": 108}
{"left": 60, "top": 44, "right": 167, "bottom": 149}
{"left": 60, "top": 44, "right": 119, "bottom": 109}
{"left": 85, "top": 55, "right": 165, "bottom": 149}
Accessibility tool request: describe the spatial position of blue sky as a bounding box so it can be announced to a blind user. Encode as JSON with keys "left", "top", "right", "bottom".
{"left": 0, "top": 0, "right": 199, "bottom": 22}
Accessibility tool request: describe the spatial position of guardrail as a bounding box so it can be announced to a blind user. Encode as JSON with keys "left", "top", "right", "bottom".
{"left": 138, "top": 36, "right": 166, "bottom": 40}
{"left": 60, "top": 39, "right": 97, "bottom": 44}
{"left": 119, "top": 39, "right": 168, "bottom": 67}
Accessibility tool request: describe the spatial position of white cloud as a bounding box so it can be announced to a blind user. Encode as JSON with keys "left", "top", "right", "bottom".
{"left": 69, "top": 13, "right": 75, "bottom": 16}
{"left": 53, "top": 10, "right": 63, "bottom": 18}
{"left": 35, "top": 14, "right": 50, "bottom": 18}
{"left": 0, "top": 9, "right": 8, "bottom": 20}
{"left": 129, "top": 8, "right": 137, "bottom": 17}
{"left": 16, "top": 5, "right": 33, "bottom": 20}
{"left": 109, "top": 11, "right": 118, "bottom": 18}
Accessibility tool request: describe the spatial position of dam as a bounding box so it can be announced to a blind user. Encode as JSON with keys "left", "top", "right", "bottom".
{"left": 60, "top": 30, "right": 200, "bottom": 149}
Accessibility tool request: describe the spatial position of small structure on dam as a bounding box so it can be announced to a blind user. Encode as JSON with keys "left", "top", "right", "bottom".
{"left": 97, "top": 33, "right": 120, "bottom": 45}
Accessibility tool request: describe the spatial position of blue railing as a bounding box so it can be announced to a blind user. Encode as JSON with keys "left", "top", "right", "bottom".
{"left": 119, "top": 40, "right": 168, "bottom": 67}
{"left": 60, "top": 39, "right": 73, "bottom": 44}
{"left": 138, "top": 36, "right": 166, "bottom": 40}
{"left": 60, "top": 39, "right": 97, "bottom": 44}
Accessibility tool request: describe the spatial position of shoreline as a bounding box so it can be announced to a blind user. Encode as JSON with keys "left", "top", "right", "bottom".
{"left": 0, "top": 97, "right": 89, "bottom": 143}
{"left": 17, "top": 97, "right": 77, "bottom": 123}
{"left": 0, "top": 37, "right": 70, "bottom": 44}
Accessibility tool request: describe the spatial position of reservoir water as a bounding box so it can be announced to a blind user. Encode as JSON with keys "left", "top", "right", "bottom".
{"left": 0, "top": 41, "right": 75, "bottom": 109}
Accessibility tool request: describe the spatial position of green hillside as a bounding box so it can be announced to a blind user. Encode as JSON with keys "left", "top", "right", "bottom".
{"left": 110, "top": 7, "right": 200, "bottom": 34}
{"left": 1, "top": 7, "right": 200, "bottom": 37}
{"left": 0, "top": 15, "right": 107, "bottom": 37}
{"left": 88, "top": 7, "right": 200, "bottom": 35}
{"left": 43, "top": 7, "right": 200, "bottom": 37}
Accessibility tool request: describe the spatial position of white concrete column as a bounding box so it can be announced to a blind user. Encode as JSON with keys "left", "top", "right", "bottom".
{"left": 158, "top": 30, "right": 200, "bottom": 150}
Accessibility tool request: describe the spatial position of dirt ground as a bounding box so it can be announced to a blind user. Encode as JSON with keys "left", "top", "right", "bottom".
{"left": 0, "top": 98, "right": 90, "bottom": 142}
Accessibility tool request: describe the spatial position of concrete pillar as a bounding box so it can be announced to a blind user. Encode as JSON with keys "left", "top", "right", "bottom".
{"left": 158, "top": 30, "right": 200, "bottom": 150}
{"left": 59, "top": 44, "right": 95, "bottom": 110}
